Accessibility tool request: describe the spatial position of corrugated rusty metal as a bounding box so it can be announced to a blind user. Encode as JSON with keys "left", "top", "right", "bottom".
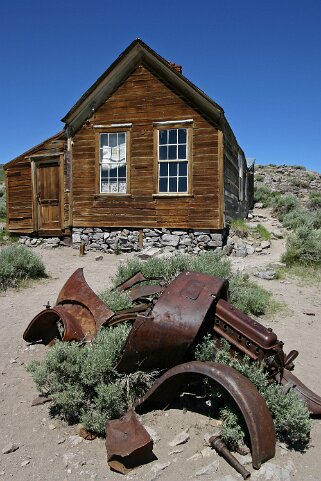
{"left": 117, "top": 271, "right": 228, "bottom": 372}
{"left": 136, "top": 361, "right": 275, "bottom": 469}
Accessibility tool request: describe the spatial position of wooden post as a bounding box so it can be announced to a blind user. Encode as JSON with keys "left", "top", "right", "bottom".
{"left": 79, "top": 240, "right": 85, "bottom": 256}
{"left": 139, "top": 229, "right": 144, "bottom": 249}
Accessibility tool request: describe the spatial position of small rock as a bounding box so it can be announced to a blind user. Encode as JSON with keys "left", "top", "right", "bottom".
{"left": 246, "top": 245, "right": 255, "bottom": 255}
{"left": 48, "top": 423, "right": 56, "bottom": 430}
{"left": 187, "top": 452, "right": 202, "bottom": 461}
{"left": 255, "top": 270, "right": 277, "bottom": 280}
{"left": 32, "top": 395, "right": 51, "bottom": 406}
{"left": 261, "top": 240, "right": 271, "bottom": 249}
{"left": 149, "top": 462, "right": 170, "bottom": 481}
{"left": 57, "top": 437, "right": 66, "bottom": 445}
{"left": 255, "top": 246, "right": 263, "bottom": 253}
{"left": 168, "top": 448, "right": 184, "bottom": 455}
{"left": 201, "top": 447, "right": 214, "bottom": 458}
{"left": 21, "top": 460, "right": 30, "bottom": 467}
{"left": 168, "top": 429, "right": 190, "bottom": 447}
{"left": 69, "top": 435, "right": 83, "bottom": 447}
{"left": 195, "top": 460, "right": 219, "bottom": 476}
{"left": 95, "top": 255, "right": 103, "bottom": 261}
{"left": 9, "top": 358, "right": 17, "bottom": 364}
{"left": 254, "top": 202, "right": 264, "bottom": 209}
{"left": 2, "top": 443, "right": 19, "bottom": 454}
{"left": 0, "top": 471, "right": 5, "bottom": 476}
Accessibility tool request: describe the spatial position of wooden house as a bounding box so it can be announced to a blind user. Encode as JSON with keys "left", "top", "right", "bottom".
{"left": 4, "top": 39, "right": 254, "bottom": 251}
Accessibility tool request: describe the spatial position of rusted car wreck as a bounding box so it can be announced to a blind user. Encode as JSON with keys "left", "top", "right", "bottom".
{"left": 23, "top": 268, "right": 321, "bottom": 478}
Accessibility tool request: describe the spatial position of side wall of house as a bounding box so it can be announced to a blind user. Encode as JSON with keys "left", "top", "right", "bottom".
{"left": 223, "top": 122, "right": 249, "bottom": 223}
{"left": 71, "top": 65, "right": 223, "bottom": 230}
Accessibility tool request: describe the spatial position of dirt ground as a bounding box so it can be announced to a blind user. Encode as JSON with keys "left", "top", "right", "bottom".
{"left": 1, "top": 209, "right": 321, "bottom": 481}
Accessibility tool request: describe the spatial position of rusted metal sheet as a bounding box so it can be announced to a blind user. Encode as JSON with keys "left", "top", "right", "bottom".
{"left": 105, "top": 409, "right": 154, "bottom": 474}
{"left": 115, "top": 271, "right": 163, "bottom": 292}
{"left": 117, "top": 271, "right": 229, "bottom": 373}
{"left": 276, "top": 369, "right": 321, "bottom": 416}
{"left": 56, "top": 268, "right": 114, "bottom": 330}
{"left": 136, "top": 361, "right": 275, "bottom": 469}
{"left": 209, "top": 436, "right": 251, "bottom": 479}
{"left": 127, "top": 284, "right": 164, "bottom": 302}
{"left": 23, "top": 268, "right": 114, "bottom": 344}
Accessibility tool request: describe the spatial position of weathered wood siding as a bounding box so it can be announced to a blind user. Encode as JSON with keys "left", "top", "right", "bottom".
{"left": 223, "top": 122, "right": 248, "bottom": 222}
{"left": 6, "top": 160, "right": 34, "bottom": 232}
{"left": 71, "top": 65, "right": 223, "bottom": 229}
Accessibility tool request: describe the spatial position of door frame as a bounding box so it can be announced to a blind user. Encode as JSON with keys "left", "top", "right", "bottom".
{"left": 31, "top": 154, "right": 64, "bottom": 235}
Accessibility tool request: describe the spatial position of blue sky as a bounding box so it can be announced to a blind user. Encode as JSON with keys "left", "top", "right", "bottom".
{"left": 1, "top": 0, "right": 320, "bottom": 171}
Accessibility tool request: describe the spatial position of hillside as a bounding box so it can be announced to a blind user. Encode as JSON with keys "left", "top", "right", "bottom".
{"left": 255, "top": 164, "right": 321, "bottom": 203}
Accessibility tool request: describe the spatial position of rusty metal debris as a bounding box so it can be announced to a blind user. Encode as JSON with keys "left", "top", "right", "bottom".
{"left": 106, "top": 409, "right": 154, "bottom": 474}
{"left": 23, "top": 267, "right": 321, "bottom": 477}
{"left": 135, "top": 361, "right": 275, "bottom": 470}
{"left": 209, "top": 435, "right": 251, "bottom": 479}
{"left": 23, "top": 268, "right": 114, "bottom": 344}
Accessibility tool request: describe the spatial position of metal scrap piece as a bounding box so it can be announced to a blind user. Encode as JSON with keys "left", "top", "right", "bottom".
{"left": 117, "top": 271, "right": 228, "bottom": 373}
{"left": 209, "top": 435, "right": 251, "bottom": 479}
{"left": 23, "top": 268, "right": 114, "bottom": 344}
{"left": 105, "top": 409, "right": 154, "bottom": 474}
{"left": 136, "top": 361, "right": 275, "bottom": 469}
{"left": 115, "top": 271, "right": 164, "bottom": 292}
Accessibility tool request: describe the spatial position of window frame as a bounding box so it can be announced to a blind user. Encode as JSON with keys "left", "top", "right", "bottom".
{"left": 95, "top": 126, "right": 131, "bottom": 196}
{"left": 154, "top": 122, "right": 193, "bottom": 197}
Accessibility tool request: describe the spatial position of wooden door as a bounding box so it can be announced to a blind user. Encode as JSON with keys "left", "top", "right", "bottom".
{"left": 35, "top": 159, "right": 62, "bottom": 234}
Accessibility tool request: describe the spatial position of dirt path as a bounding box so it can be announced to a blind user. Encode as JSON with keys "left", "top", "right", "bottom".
{"left": 1, "top": 218, "right": 321, "bottom": 481}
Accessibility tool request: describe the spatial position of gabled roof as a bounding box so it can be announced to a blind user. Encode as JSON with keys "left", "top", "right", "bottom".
{"left": 62, "top": 39, "right": 225, "bottom": 135}
{"left": 4, "top": 131, "right": 65, "bottom": 170}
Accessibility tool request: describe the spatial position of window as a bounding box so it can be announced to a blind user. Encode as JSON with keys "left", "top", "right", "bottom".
{"left": 99, "top": 132, "right": 127, "bottom": 193}
{"left": 158, "top": 128, "right": 188, "bottom": 193}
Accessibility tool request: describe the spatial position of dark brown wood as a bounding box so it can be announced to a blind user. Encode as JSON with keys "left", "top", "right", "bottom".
{"left": 71, "top": 66, "right": 222, "bottom": 230}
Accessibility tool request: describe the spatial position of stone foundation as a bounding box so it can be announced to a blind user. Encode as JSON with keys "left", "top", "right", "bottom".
{"left": 72, "top": 227, "right": 225, "bottom": 254}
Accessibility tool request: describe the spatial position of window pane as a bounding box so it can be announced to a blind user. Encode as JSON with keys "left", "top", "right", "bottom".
{"left": 109, "top": 165, "right": 117, "bottom": 178}
{"left": 109, "top": 179, "right": 118, "bottom": 192}
{"left": 118, "top": 180, "right": 126, "bottom": 193}
{"left": 178, "top": 145, "right": 186, "bottom": 159}
{"left": 179, "top": 162, "right": 187, "bottom": 176}
{"left": 169, "top": 162, "right": 178, "bottom": 176}
{"left": 168, "top": 145, "right": 177, "bottom": 160}
{"left": 178, "top": 177, "right": 187, "bottom": 192}
{"left": 159, "top": 130, "right": 167, "bottom": 145}
{"left": 100, "top": 134, "right": 108, "bottom": 146}
{"left": 169, "top": 177, "right": 177, "bottom": 192}
{"left": 178, "top": 128, "right": 187, "bottom": 144}
{"left": 159, "top": 178, "right": 168, "bottom": 192}
{"left": 109, "top": 133, "right": 117, "bottom": 147}
{"left": 168, "top": 129, "right": 177, "bottom": 144}
{"left": 159, "top": 146, "right": 167, "bottom": 160}
{"left": 118, "top": 133, "right": 125, "bottom": 145}
{"left": 118, "top": 164, "right": 126, "bottom": 178}
{"left": 159, "top": 162, "right": 168, "bottom": 176}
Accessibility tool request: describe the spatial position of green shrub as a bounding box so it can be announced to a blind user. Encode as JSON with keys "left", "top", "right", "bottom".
{"left": 282, "top": 225, "right": 321, "bottom": 266}
{"left": 289, "top": 177, "right": 309, "bottom": 188}
{"left": 291, "top": 165, "right": 306, "bottom": 170}
{"left": 112, "top": 253, "right": 271, "bottom": 316}
{"left": 0, "top": 244, "right": 46, "bottom": 290}
{"left": 229, "top": 273, "right": 271, "bottom": 315}
{"left": 308, "top": 192, "right": 321, "bottom": 210}
{"left": 254, "top": 185, "right": 280, "bottom": 207}
{"left": 194, "top": 338, "right": 311, "bottom": 446}
{"left": 27, "top": 324, "right": 157, "bottom": 436}
{"left": 272, "top": 194, "right": 299, "bottom": 221}
{"left": 0, "top": 191, "right": 6, "bottom": 219}
{"left": 255, "top": 174, "right": 264, "bottom": 182}
{"left": 256, "top": 224, "right": 271, "bottom": 241}
{"left": 98, "top": 288, "right": 133, "bottom": 311}
{"left": 112, "top": 252, "right": 232, "bottom": 287}
{"left": 305, "top": 172, "right": 316, "bottom": 182}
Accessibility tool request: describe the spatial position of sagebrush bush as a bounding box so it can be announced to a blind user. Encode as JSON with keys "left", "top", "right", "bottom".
{"left": 0, "top": 244, "right": 46, "bottom": 290}
{"left": 282, "top": 225, "right": 321, "bottom": 266}
{"left": 229, "top": 273, "right": 271, "bottom": 315}
{"left": 112, "top": 253, "right": 271, "bottom": 316}
{"left": 0, "top": 186, "right": 5, "bottom": 219}
{"left": 254, "top": 184, "right": 280, "bottom": 207}
{"left": 272, "top": 194, "right": 299, "bottom": 221}
{"left": 98, "top": 288, "right": 133, "bottom": 311}
{"left": 308, "top": 192, "right": 321, "bottom": 210}
{"left": 194, "top": 337, "right": 311, "bottom": 446}
{"left": 27, "top": 324, "right": 157, "bottom": 436}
